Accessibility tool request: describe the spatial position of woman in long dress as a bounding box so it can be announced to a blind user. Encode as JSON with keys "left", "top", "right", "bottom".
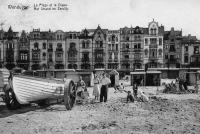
{"left": 93, "top": 74, "right": 100, "bottom": 101}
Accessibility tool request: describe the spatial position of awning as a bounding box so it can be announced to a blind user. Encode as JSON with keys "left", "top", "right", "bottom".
{"left": 147, "top": 71, "right": 161, "bottom": 74}
{"left": 130, "top": 72, "right": 145, "bottom": 75}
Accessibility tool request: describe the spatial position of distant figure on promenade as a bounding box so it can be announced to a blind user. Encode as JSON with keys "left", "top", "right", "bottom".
{"left": 100, "top": 73, "right": 111, "bottom": 102}
{"left": 175, "top": 78, "right": 179, "bottom": 91}
{"left": 93, "top": 73, "right": 100, "bottom": 101}
{"left": 133, "top": 83, "right": 138, "bottom": 98}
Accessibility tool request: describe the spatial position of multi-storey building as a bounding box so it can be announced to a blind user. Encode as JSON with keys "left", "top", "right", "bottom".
{"left": 107, "top": 30, "right": 120, "bottom": 69}
{"left": 65, "top": 31, "right": 80, "bottom": 69}
{"left": 163, "top": 27, "right": 182, "bottom": 68}
{"left": 53, "top": 30, "right": 65, "bottom": 69}
{"left": 3, "top": 27, "right": 19, "bottom": 70}
{"left": 181, "top": 35, "right": 200, "bottom": 68}
{"left": 132, "top": 26, "right": 144, "bottom": 70}
{"left": 143, "top": 20, "right": 164, "bottom": 68}
{"left": 17, "top": 30, "right": 30, "bottom": 70}
{"left": 29, "top": 29, "right": 49, "bottom": 70}
{"left": 92, "top": 25, "right": 108, "bottom": 69}
{"left": 79, "top": 29, "right": 93, "bottom": 70}
{"left": 120, "top": 27, "right": 132, "bottom": 72}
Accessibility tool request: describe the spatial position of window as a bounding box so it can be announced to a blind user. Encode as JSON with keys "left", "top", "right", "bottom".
{"left": 70, "top": 43, "right": 76, "bottom": 48}
{"left": 109, "top": 53, "right": 112, "bottom": 59}
{"left": 125, "top": 55, "right": 129, "bottom": 59}
{"left": 126, "top": 43, "right": 129, "bottom": 49}
{"left": 49, "top": 43, "right": 53, "bottom": 49}
{"left": 159, "top": 38, "right": 162, "bottom": 45}
{"left": 34, "top": 42, "right": 39, "bottom": 49}
{"left": 158, "top": 49, "right": 162, "bottom": 56}
{"left": 69, "top": 34, "right": 72, "bottom": 39}
{"left": 42, "top": 53, "right": 46, "bottom": 60}
{"left": 194, "top": 46, "right": 199, "bottom": 54}
{"left": 126, "top": 36, "right": 129, "bottom": 41}
{"left": 165, "top": 55, "right": 168, "bottom": 59}
{"left": 116, "top": 44, "right": 118, "bottom": 50}
{"left": 150, "top": 38, "right": 157, "bottom": 44}
{"left": 116, "top": 37, "right": 118, "bottom": 42}
{"left": 57, "top": 53, "right": 62, "bottom": 58}
{"left": 86, "top": 40, "right": 90, "bottom": 48}
{"left": 108, "top": 44, "right": 111, "bottom": 50}
{"left": 145, "top": 49, "right": 148, "bottom": 56}
{"left": 184, "top": 56, "right": 188, "bottom": 63}
{"left": 114, "top": 53, "right": 118, "bottom": 59}
{"left": 145, "top": 39, "right": 148, "bottom": 45}
{"left": 185, "top": 46, "right": 188, "bottom": 52}
{"left": 49, "top": 53, "right": 53, "bottom": 61}
{"left": 169, "top": 45, "right": 175, "bottom": 52}
{"left": 82, "top": 41, "right": 85, "bottom": 48}
{"left": 43, "top": 43, "right": 46, "bottom": 49}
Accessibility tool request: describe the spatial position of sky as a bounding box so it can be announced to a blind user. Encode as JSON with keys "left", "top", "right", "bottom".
{"left": 0, "top": 0, "right": 200, "bottom": 38}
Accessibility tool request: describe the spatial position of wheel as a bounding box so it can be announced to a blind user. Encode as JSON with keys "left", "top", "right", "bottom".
{"left": 4, "top": 84, "right": 21, "bottom": 110}
{"left": 64, "top": 79, "right": 76, "bottom": 110}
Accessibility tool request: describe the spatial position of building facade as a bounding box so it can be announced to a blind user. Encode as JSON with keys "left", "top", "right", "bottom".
{"left": 107, "top": 30, "right": 120, "bottom": 69}
{"left": 163, "top": 27, "right": 182, "bottom": 68}
{"left": 143, "top": 20, "right": 164, "bottom": 68}
{"left": 17, "top": 30, "right": 30, "bottom": 70}
{"left": 3, "top": 27, "right": 19, "bottom": 70}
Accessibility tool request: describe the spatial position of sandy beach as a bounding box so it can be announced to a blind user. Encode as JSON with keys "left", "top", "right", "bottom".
{"left": 0, "top": 86, "right": 200, "bottom": 134}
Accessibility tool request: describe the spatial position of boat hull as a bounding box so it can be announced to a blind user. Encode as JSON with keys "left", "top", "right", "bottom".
{"left": 12, "top": 75, "right": 65, "bottom": 104}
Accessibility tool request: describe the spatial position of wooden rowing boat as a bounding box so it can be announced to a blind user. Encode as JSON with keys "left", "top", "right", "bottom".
{"left": 3, "top": 73, "right": 77, "bottom": 110}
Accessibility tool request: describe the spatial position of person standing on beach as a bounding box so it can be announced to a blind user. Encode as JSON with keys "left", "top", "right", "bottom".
{"left": 100, "top": 73, "right": 111, "bottom": 102}
{"left": 93, "top": 73, "right": 100, "bottom": 101}
{"left": 133, "top": 83, "right": 138, "bottom": 98}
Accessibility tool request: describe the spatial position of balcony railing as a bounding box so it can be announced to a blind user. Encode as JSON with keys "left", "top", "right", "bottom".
{"left": 81, "top": 58, "right": 90, "bottom": 62}
{"left": 133, "top": 48, "right": 142, "bottom": 52}
{"left": 32, "top": 58, "right": 40, "bottom": 62}
{"left": 56, "top": 48, "right": 63, "bottom": 52}
{"left": 68, "top": 57, "right": 77, "bottom": 62}
{"left": 55, "top": 58, "right": 63, "bottom": 62}
{"left": 32, "top": 49, "right": 40, "bottom": 52}
{"left": 94, "top": 58, "right": 104, "bottom": 62}
{"left": 149, "top": 57, "right": 158, "bottom": 60}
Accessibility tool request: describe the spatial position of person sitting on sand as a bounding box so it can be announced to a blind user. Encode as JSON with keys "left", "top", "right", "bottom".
{"left": 139, "top": 91, "right": 149, "bottom": 102}
{"left": 114, "top": 83, "right": 125, "bottom": 93}
{"left": 126, "top": 91, "right": 134, "bottom": 103}
{"left": 77, "top": 76, "right": 86, "bottom": 99}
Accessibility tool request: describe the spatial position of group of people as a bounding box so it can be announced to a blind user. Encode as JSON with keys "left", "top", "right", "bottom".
{"left": 76, "top": 73, "right": 149, "bottom": 104}
{"left": 76, "top": 72, "right": 111, "bottom": 103}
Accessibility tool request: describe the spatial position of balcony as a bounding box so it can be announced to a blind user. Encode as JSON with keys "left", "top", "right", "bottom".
{"left": 68, "top": 57, "right": 77, "bottom": 62}
{"left": 190, "top": 62, "right": 200, "bottom": 67}
{"left": 94, "top": 58, "right": 104, "bottom": 62}
{"left": 95, "top": 47, "right": 104, "bottom": 51}
{"left": 121, "top": 58, "right": 130, "bottom": 62}
{"left": 17, "top": 59, "right": 29, "bottom": 63}
{"left": 121, "top": 49, "right": 130, "bottom": 53}
{"left": 32, "top": 58, "right": 40, "bottom": 62}
{"left": 168, "top": 59, "right": 177, "bottom": 64}
{"left": 55, "top": 57, "right": 63, "bottom": 62}
{"left": 19, "top": 46, "right": 29, "bottom": 51}
{"left": 56, "top": 48, "right": 63, "bottom": 52}
{"left": 32, "top": 49, "right": 40, "bottom": 52}
{"left": 133, "top": 48, "right": 142, "bottom": 52}
{"left": 81, "top": 58, "right": 90, "bottom": 63}
{"left": 149, "top": 56, "right": 158, "bottom": 60}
